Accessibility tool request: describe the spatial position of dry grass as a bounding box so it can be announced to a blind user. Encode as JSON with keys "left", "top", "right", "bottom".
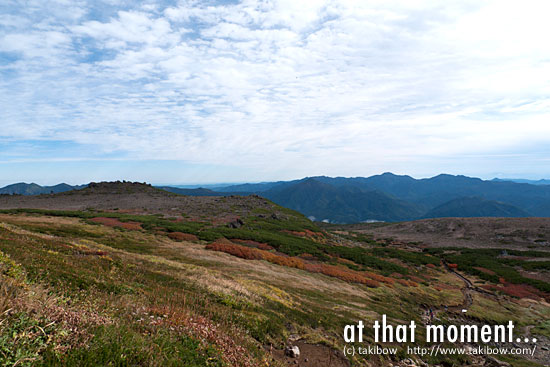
{"left": 2, "top": 212, "right": 550, "bottom": 366}
{"left": 206, "top": 239, "right": 383, "bottom": 287}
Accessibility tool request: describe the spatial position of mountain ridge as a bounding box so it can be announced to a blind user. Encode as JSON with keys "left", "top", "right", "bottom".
{"left": 3, "top": 173, "right": 550, "bottom": 223}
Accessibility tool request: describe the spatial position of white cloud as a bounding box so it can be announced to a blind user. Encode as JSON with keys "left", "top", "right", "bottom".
{"left": 1, "top": 0, "right": 550, "bottom": 181}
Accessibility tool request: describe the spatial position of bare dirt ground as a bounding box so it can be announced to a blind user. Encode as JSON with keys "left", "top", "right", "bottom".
{"left": 347, "top": 217, "right": 550, "bottom": 251}
{"left": 0, "top": 182, "right": 278, "bottom": 223}
{"left": 267, "top": 341, "right": 350, "bottom": 367}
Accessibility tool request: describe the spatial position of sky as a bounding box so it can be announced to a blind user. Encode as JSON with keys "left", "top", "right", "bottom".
{"left": 1, "top": 0, "right": 550, "bottom": 186}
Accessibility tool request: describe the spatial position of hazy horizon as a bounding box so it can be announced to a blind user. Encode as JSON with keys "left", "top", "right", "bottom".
{"left": 2, "top": 172, "right": 549, "bottom": 188}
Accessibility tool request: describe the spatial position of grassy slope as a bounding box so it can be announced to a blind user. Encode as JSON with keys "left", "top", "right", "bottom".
{"left": 0, "top": 211, "right": 548, "bottom": 366}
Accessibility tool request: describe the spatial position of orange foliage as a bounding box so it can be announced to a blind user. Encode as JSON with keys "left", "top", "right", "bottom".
{"left": 448, "top": 263, "right": 458, "bottom": 269}
{"left": 395, "top": 279, "right": 410, "bottom": 287}
{"left": 298, "top": 253, "right": 317, "bottom": 261}
{"left": 408, "top": 276, "right": 424, "bottom": 283}
{"left": 206, "top": 240, "right": 380, "bottom": 287}
{"left": 281, "top": 229, "right": 325, "bottom": 240}
{"left": 426, "top": 264, "right": 436, "bottom": 269}
{"left": 304, "top": 263, "right": 379, "bottom": 287}
{"left": 395, "top": 278, "right": 419, "bottom": 287}
{"left": 363, "top": 271, "right": 395, "bottom": 285}
{"left": 482, "top": 283, "right": 550, "bottom": 301}
{"left": 89, "top": 217, "right": 142, "bottom": 230}
{"left": 168, "top": 232, "right": 199, "bottom": 242}
{"left": 206, "top": 240, "right": 265, "bottom": 261}
{"left": 231, "top": 239, "right": 273, "bottom": 251}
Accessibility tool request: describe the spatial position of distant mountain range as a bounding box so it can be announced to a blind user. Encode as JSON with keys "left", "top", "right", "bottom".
{"left": 422, "top": 196, "right": 530, "bottom": 219}
{"left": 3, "top": 173, "right": 550, "bottom": 223}
{"left": 0, "top": 182, "right": 86, "bottom": 195}
{"left": 491, "top": 178, "right": 550, "bottom": 185}
{"left": 215, "top": 173, "right": 550, "bottom": 222}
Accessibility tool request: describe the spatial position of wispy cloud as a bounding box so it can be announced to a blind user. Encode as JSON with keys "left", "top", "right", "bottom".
{"left": 1, "top": 0, "right": 550, "bottom": 182}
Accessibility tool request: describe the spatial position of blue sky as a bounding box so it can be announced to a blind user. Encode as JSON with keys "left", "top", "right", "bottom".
{"left": 1, "top": 0, "right": 550, "bottom": 186}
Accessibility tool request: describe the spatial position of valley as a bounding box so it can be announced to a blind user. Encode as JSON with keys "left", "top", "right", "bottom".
{"left": 1, "top": 182, "right": 549, "bottom": 366}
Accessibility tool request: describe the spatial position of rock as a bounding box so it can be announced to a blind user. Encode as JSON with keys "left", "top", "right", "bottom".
{"left": 285, "top": 345, "right": 300, "bottom": 358}
{"left": 227, "top": 218, "right": 244, "bottom": 228}
{"left": 401, "top": 358, "right": 418, "bottom": 367}
{"left": 485, "top": 356, "right": 511, "bottom": 367}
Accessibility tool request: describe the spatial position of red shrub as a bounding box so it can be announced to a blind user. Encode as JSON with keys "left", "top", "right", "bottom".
{"left": 426, "top": 264, "right": 436, "bottom": 269}
{"left": 206, "top": 240, "right": 264, "bottom": 260}
{"left": 168, "top": 232, "right": 199, "bottom": 242}
{"left": 281, "top": 230, "right": 325, "bottom": 240}
{"left": 395, "top": 279, "right": 410, "bottom": 287}
{"left": 231, "top": 239, "right": 273, "bottom": 251}
{"left": 448, "top": 263, "right": 458, "bottom": 269}
{"left": 304, "top": 263, "right": 374, "bottom": 285}
{"left": 483, "top": 283, "right": 549, "bottom": 301}
{"left": 90, "top": 217, "right": 142, "bottom": 230}
{"left": 363, "top": 271, "right": 395, "bottom": 285}
{"left": 408, "top": 276, "right": 424, "bottom": 283}
{"left": 206, "top": 240, "right": 379, "bottom": 287}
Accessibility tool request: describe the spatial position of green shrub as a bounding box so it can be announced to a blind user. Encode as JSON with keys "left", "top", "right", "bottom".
{"left": 39, "top": 325, "right": 224, "bottom": 367}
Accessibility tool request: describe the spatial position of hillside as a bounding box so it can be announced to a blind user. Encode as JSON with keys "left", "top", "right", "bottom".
{"left": 331, "top": 217, "right": 550, "bottom": 251}
{"left": 0, "top": 181, "right": 275, "bottom": 224}
{"left": 216, "top": 173, "right": 550, "bottom": 222}
{"left": 423, "top": 197, "right": 530, "bottom": 218}
{"left": 157, "top": 186, "right": 224, "bottom": 196}
{"left": 1, "top": 182, "right": 550, "bottom": 366}
{"left": 492, "top": 178, "right": 550, "bottom": 185}
{"left": 263, "top": 178, "right": 422, "bottom": 223}
{"left": 6, "top": 174, "right": 550, "bottom": 223}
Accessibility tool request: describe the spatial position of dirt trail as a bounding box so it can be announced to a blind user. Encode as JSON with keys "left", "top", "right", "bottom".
{"left": 442, "top": 261, "right": 473, "bottom": 311}
{"left": 423, "top": 260, "right": 499, "bottom": 324}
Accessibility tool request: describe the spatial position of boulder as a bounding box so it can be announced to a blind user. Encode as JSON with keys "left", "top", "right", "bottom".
{"left": 284, "top": 345, "right": 300, "bottom": 358}
{"left": 227, "top": 218, "right": 244, "bottom": 228}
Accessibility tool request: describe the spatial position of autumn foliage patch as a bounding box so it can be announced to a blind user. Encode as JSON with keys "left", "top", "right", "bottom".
{"left": 280, "top": 229, "right": 326, "bottom": 243}
{"left": 394, "top": 278, "right": 419, "bottom": 287}
{"left": 167, "top": 232, "right": 199, "bottom": 242}
{"left": 90, "top": 217, "right": 142, "bottom": 230}
{"left": 206, "top": 239, "right": 381, "bottom": 287}
{"left": 231, "top": 239, "right": 273, "bottom": 251}
{"left": 482, "top": 283, "right": 550, "bottom": 301}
